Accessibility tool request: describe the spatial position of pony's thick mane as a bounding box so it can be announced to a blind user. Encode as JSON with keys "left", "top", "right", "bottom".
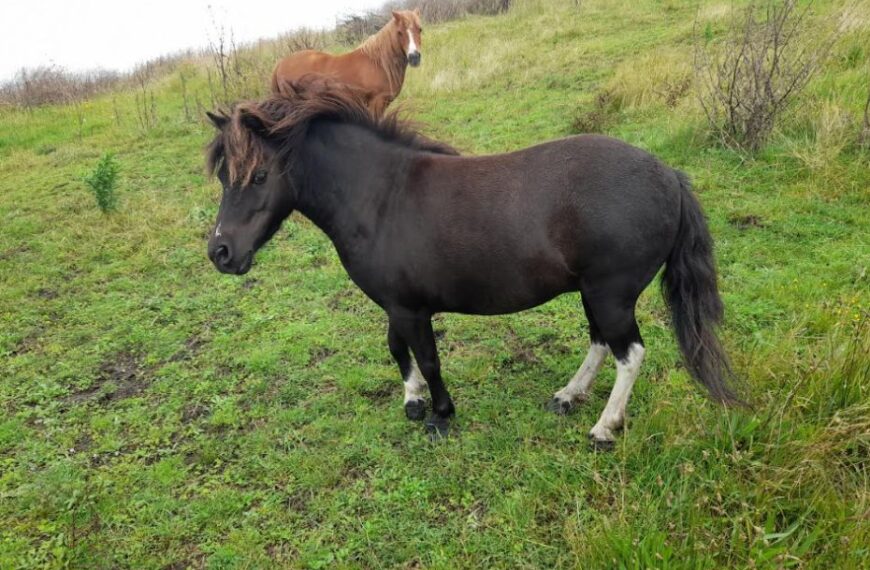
{"left": 359, "top": 17, "right": 406, "bottom": 94}
{"left": 206, "top": 77, "right": 458, "bottom": 186}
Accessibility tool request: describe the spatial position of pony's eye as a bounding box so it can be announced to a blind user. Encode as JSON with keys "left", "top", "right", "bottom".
{"left": 252, "top": 170, "right": 268, "bottom": 185}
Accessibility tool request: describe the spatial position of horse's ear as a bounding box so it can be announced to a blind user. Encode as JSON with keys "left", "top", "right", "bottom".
{"left": 240, "top": 110, "right": 269, "bottom": 139}
{"left": 206, "top": 111, "right": 228, "bottom": 130}
{"left": 413, "top": 7, "right": 420, "bottom": 15}
{"left": 392, "top": 10, "right": 402, "bottom": 24}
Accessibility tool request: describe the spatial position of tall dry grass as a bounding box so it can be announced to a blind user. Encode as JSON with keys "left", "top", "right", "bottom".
{"left": 789, "top": 99, "right": 858, "bottom": 171}
{"left": 605, "top": 48, "right": 693, "bottom": 109}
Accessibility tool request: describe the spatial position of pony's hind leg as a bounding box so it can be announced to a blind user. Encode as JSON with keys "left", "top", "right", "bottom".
{"left": 583, "top": 292, "right": 646, "bottom": 451}
{"left": 547, "top": 297, "right": 610, "bottom": 414}
{"left": 388, "top": 322, "right": 428, "bottom": 421}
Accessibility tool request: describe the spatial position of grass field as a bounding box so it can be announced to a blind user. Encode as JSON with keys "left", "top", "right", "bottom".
{"left": 1, "top": 0, "right": 869, "bottom": 567}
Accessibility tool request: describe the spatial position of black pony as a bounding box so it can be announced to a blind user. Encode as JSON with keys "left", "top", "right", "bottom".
{"left": 205, "top": 79, "right": 738, "bottom": 448}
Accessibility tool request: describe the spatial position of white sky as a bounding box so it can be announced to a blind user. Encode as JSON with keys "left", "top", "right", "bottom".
{"left": 0, "top": 0, "right": 386, "bottom": 82}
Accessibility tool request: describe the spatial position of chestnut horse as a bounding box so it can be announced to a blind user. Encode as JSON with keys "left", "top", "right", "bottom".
{"left": 271, "top": 10, "right": 423, "bottom": 116}
{"left": 204, "top": 82, "right": 739, "bottom": 448}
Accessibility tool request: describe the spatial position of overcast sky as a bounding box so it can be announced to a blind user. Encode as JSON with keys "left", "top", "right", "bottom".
{"left": 0, "top": 0, "right": 386, "bottom": 82}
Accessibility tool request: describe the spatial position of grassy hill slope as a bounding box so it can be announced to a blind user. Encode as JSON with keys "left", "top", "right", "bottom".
{"left": 1, "top": 0, "right": 868, "bottom": 567}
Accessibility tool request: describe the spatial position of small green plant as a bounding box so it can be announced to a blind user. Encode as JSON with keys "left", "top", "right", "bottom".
{"left": 83, "top": 153, "right": 120, "bottom": 212}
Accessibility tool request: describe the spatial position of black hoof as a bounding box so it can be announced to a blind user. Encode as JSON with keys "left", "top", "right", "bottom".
{"left": 404, "top": 399, "right": 427, "bottom": 421}
{"left": 424, "top": 415, "right": 451, "bottom": 440}
{"left": 546, "top": 397, "right": 574, "bottom": 416}
{"left": 588, "top": 437, "right": 615, "bottom": 452}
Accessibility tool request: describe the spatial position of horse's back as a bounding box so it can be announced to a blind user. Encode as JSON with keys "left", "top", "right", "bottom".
{"left": 272, "top": 50, "right": 333, "bottom": 88}
{"left": 402, "top": 135, "right": 683, "bottom": 302}
{"left": 272, "top": 50, "right": 377, "bottom": 94}
{"left": 420, "top": 134, "right": 681, "bottom": 229}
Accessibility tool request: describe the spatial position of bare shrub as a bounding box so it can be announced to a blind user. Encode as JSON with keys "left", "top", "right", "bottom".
{"left": 693, "top": 0, "right": 839, "bottom": 151}
{"left": 179, "top": 70, "right": 193, "bottom": 123}
{"left": 284, "top": 28, "right": 329, "bottom": 53}
{"left": 0, "top": 66, "right": 121, "bottom": 109}
{"left": 463, "top": 0, "right": 511, "bottom": 16}
{"left": 407, "top": 0, "right": 510, "bottom": 23}
{"left": 132, "top": 65, "right": 159, "bottom": 131}
{"left": 336, "top": 12, "right": 389, "bottom": 45}
{"left": 337, "top": 0, "right": 511, "bottom": 44}
{"left": 570, "top": 90, "right": 618, "bottom": 134}
{"left": 205, "top": 12, "right": 272, "bottom": 106}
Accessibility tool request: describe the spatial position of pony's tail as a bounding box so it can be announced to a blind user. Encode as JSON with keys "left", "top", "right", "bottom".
{"left": 662, "top": 171, "right": 743, "bottom": 406}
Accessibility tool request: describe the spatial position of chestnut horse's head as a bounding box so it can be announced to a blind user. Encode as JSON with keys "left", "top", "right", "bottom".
{"left": 392, "top": 9, "right": 423, "bottom": 67}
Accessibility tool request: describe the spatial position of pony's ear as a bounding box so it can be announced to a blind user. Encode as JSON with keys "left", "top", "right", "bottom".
{"left": 413, "top": 7, "right": 420, "bottom": 15}
{"left": 240, "top": 110, "right": 269, "bottom": 139}
{"left": 392, "top": 10, "right": 402, "bottom": 24}
{"left": 206, "top": 111, "right": 228, "bottom": 130}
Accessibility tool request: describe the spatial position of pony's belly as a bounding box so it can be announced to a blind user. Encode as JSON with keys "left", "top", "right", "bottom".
{"left": 436, "top": 275, "right": 579, "bottom": 316}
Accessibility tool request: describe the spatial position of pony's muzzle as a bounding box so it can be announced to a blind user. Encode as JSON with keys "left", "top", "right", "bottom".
{"left": 408, "top": 52, "right": 421, "bottom": 67}
{"left": 208, "top": 240, "right": 246, "bottom": 274}
{"left": 209, "top": 241, "right": 231, "bottom": 270}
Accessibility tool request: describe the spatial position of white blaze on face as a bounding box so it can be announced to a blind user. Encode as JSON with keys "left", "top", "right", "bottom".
{"left": 407, "top": 30, "right": 418, "bottom": 56}
{"left": 214, "top": 222, "right": 222, "bottom": 238}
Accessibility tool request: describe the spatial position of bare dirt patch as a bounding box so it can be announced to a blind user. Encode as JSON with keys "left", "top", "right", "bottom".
{"left": 0, "top": 244, "right": 30, "bottom": 261}
{"left": 308, "top": 345, "right": 337, "bottom": 366}
{"left": 501, "top": 328, "right": 540, "bottom": 369}
{"left": 35, "top": 288, "right": 59, "bottom": 300}
{"left": 727, "top": 213, "right": 766, "bottom": 230}
{"left": 360, "top": 382, "right": 397, "bottom": 404}
{"left": 67, "top": 351, "right": 150, "bottom": 405}
{"left": 169, "top": 335, "right": 207, "bottom": 363}
{"left": 10, "top": 328, "right": 43, "bottom": 356}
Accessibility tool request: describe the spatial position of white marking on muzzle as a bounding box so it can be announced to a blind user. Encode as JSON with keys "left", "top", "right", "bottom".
{"left": 214, "top": 222, "right": 222, "bottom": 238}
{"left": 407, "top": 33, "right": 418, "bottom": 56}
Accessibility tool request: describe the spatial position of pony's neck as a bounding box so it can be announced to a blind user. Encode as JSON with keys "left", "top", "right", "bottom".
{"left": 293, "top": 120, "right": 413, "bottom": 249}
{"left": 358, "top": 19, "right": 407, "bottom": 94}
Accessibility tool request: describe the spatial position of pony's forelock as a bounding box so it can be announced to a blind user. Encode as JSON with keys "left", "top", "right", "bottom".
{"left": 207, "top": 105, "right": 275, "bottom": 186}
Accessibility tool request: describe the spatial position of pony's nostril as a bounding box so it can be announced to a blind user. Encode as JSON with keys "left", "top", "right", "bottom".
{"left": 214, "top": 244, "right": 230, "bottom": 265}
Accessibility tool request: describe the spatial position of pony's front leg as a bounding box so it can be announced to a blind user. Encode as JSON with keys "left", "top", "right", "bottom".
{"left": 387, "top": 322, "right": 428, "bottom": 421}
{"left": 388, "top": 311, "right": 455, "bottom": 438}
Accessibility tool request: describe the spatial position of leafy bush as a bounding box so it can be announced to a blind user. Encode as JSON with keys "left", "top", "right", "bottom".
{"left": 83, "top": 153, "right": 120, "bottom": 213}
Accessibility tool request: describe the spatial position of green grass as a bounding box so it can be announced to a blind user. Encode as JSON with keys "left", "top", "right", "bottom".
{"left": 1, "top": 0, "right": 869, "bottom": 567}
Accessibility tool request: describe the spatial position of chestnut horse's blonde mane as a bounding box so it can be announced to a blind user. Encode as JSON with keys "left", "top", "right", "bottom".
{"left": 206, "top": 77, "right": 457, "bottom": 187}
{"left": 359, "top": 15, "right": 412, "bottom": 94}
